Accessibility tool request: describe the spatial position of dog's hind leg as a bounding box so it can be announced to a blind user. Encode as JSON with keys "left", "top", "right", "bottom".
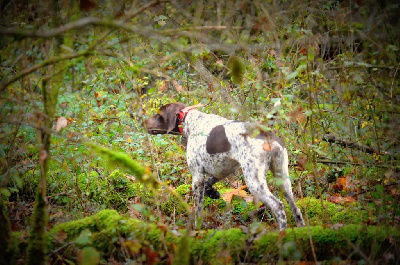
{"left": 271, "top": 146, "right": 305, "bottom": 227}
{"left": 240, "top": 157, "right": 288, "bottom": 230}
{"left": 204, "top": 176, "right": 220, "bottom": 199}
{"left": 191, "top": 171, "right": 205, "bottom": 229}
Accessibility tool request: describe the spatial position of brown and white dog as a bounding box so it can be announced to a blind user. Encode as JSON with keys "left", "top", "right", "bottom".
{"left": 145, "top": 102, "right": 304, "bottom": 230}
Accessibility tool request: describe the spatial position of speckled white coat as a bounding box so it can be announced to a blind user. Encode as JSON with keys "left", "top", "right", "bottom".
{"left": 182, "top": 110, "right": 305, "bottom": 230}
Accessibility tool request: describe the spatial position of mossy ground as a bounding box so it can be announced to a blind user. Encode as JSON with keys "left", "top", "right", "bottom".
{"left": 42, "top": 209, "right": 400, "bottom": 264}
{"left": 74, "top": 169, "right": 149, "bottom": 211}
{"left": 162, "top": 185, "right": 368, "bottom": 227}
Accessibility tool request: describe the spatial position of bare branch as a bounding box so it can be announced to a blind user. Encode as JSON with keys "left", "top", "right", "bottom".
{"left": 323, "top": 134, "right": 391, "bottom": 155}
{"left": 0, "top": 51, "right": 91, "bottom": 92}
{"left": 1, "top": 0, "right": 169, "bottom": 39}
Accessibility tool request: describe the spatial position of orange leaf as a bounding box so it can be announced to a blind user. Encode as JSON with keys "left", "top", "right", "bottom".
{"left": 333, "top": 175, "right": 351, "bottom": 191}
{"left": 343, "top": 196, "right": 356, "bottom": 203}
{"left": 327, "top": 196, "right": 342, "bottom": 204}
{"left": 222, "top": 186, "right": 248, "bottom": 203}
{"left": 262, "top": 142, "right": 271, "bottom": 151}
{"left": 300, "top": 48, "right": 307, "bottom": 55}
{"left": 143, "top": 246, "right": 159, "bottom": 265}
{"left": 59, "top": 101, "right": 68, "bottom": 108}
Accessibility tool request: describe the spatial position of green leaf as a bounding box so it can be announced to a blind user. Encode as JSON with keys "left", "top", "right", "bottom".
{"left": 286, "top": 71, "right": 298, "bottom": 80}
{"left": 76, "top": 229, "right": 92, "bottom": 245}
{"left": 79, "top": 247, "right": 100, "bottom": 265}
{"left": 0, "top": 188, "right": 11, "bottom": 198}
{"left": 376, "top": 184, "right": 384, "bottom": 193}
{"left": 305, "top": 110, "right": 312, "bottom": 116}
{"left": 227, "top": 56, "right": 245, "bottom": 84}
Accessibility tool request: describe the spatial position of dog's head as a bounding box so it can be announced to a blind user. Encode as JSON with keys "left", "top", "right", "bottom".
{"left": 145, "top": 102, "right": 187, "bottom": 135}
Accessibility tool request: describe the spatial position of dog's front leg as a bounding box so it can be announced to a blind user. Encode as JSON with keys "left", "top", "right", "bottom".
{"left": 192, "top": 172, "right": 205, "bottom": 229}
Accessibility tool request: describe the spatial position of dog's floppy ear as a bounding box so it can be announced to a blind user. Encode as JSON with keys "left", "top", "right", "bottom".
{"left": 161, "top": 103, "right": 186, "bottom": 133}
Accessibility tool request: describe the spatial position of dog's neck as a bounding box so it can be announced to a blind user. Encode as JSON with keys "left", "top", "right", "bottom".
{"left": 177, "top": 104, "right": 204, "bottom": 135}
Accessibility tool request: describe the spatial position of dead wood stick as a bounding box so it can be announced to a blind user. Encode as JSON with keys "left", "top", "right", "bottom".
{"left": 323, "top": 134, "right": 377, "bottom": 154}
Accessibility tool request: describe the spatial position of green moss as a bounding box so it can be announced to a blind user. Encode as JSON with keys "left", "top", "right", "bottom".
{"left": 286, "top": 198, "right": 367, "bottom": 226}
{"left": 173, "top": 234, "right": 190, "bottom": 265}
{"left": 253, "top": 225, "right": 399, "bottom": 261}
{"left": 161, "top": 184, "right": 191, "bottom": 215}
{"left": 190, "top": 228, "right": 245, "bottom": 263}
{"left": 49, "top": 209, "right": 123, "bottom": 242}
{"left": 227, "top": 56, "right": 245, "bottom": 84}
{"left": 46, "top": 210, "right": 400, "bottom": 263}
{"left": 75, "top": 170, "right": 147, "bottom": 211}
{"left": 175, "top": 184, "right": 191, "bottom": 195}
{"left": 26, "top": 189, "right": 48, "bottom": 265}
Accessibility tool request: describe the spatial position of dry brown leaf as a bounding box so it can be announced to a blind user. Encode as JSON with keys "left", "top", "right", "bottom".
{"left": 327, "top": 196, "right": 342, "bottom": 204}
{"left": 54, "top": 116, "right": 68, "bottom": 133}
{"left": 172, "top": 80, "right": 184, "bottom": 92}
{"left": 54, "top": 230, "right": 68, "bottom": 243}
{"left": 288, "top": 106, "right": 306, "bottom": 123}
{"left": 343, "top": 196, "right": 356, "bottom": 203}
{"left": 159, "top": 81, "right": 168, "bottom": 92}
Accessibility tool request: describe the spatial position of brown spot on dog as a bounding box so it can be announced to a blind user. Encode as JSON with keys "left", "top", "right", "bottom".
{"left": 206, "top": 125, "right": 231, "bottom": 154}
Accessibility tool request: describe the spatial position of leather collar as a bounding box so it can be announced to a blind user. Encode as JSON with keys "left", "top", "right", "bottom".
{"left": 177, "top": 104, "right": 204, "bottom": 134}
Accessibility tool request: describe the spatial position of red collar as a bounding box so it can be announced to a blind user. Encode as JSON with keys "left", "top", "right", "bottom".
{"left": 178, "top": 104, "right": 204, "bottom": 134}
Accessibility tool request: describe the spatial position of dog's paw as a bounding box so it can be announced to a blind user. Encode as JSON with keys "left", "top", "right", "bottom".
{"left": 205, "top": 187, "right": 220, "bottom": 199}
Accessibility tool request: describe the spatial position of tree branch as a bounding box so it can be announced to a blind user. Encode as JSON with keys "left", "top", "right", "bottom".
{"left": 323, "top": 134, "right": 379, "bottom": 154}
{"left": 1, "top": 0, "right": 169, "bottom": 39}
{"left": 0, "top": 51, "right": 92, "bottom": 92}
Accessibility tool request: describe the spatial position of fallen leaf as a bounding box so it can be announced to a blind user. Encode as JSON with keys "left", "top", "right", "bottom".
{"left": 54, "top": 230, "right": 68, "bottom": 243}
{"left": 172, "top": 80, "right": 184, "bottom": 92}
{"left": 299, "top": 47, "right": 307, "bottom": 55}
{"left": 343, "top": 196, "right": 356, "bottom": 203}
{"left": 78, "top": 246, "right": 100, "bottom": 265}
{"left": 54, "top": 117, "right": 68, "bottom": 133}
{"left": 288, "top": 106, "right": 306, "bottom": 123}
{"left": 59, "top": 102, "right": 68, "bottom": 108}
{"left": 156, "top": 223, "right": 168, "bottom": 235}
{"left": 222, "top": 186, "right": 248, "bottom": 203}
{"left": 159, "top": 81, "right": 168, "bottom": 92}
{"left": 327, "top": 196, "right": 342, "bottom": 204}
{"left": 333, "top": 175, "right": 351, "bottom": 191}
{"left": 296, "top": 155, "right": 308, "bottom": 171}
{"left": 143, "top": 246, "right": 159, "bottom": 265}
{"left": 262, "top": 142, "right": 271, "bottom": 151}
